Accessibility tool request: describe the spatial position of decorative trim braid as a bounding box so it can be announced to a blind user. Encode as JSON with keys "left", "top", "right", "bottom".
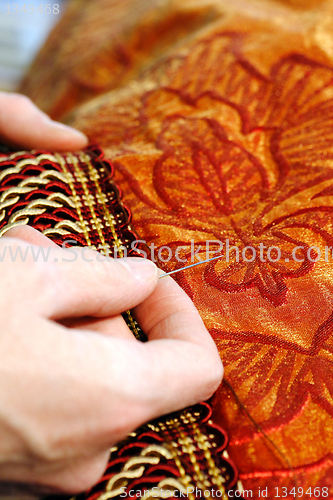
{"left": 70, "top": 403, "right": 241, "bottom": 500}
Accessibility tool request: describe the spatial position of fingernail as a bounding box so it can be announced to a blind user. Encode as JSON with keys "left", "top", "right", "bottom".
{"left": 119, "top": 258, "right": 158, "bottom": 281}
{"left": 48, "top": 121, "right": 88, "bottom": 143}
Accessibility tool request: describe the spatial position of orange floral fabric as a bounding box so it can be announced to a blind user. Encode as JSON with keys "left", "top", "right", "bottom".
{"left": 21, "top": 0, "right": 333, "bottom": 496}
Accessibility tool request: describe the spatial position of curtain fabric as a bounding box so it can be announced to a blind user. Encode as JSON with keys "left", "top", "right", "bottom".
{"left": 19, "top": 0, "right": 333, "bottom": 496}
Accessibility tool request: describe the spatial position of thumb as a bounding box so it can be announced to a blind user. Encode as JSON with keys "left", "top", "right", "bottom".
{"left": 3, "top": 226, "right": 159, "bottom": 320}
{"left": 0, "top": 92, "right": 88, "bottom": 151}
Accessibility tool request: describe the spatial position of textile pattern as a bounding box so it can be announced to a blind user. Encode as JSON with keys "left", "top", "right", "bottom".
{"left": 20, "top": 0, "right": 333, "bottom": 496}
{"left": 68, "top": 29, "right": 333, "bottom": 498}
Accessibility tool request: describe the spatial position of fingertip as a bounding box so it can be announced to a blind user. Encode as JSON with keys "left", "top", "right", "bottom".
{"left": 44, "top": 120, "right": 89, "bottom": 151}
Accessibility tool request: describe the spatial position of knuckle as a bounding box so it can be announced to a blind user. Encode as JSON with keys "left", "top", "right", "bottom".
{"left": 67, "top": 456, "right": 109, "bottom": 493}
{"left": 46, "top": 454, "right": 110, "bottom": 494}
{"left": 9, "top": 428, "right": 61, "bottom": 474}
{"left": 27, "top": 424, "right": 64, "bottom": 464}
{"left": 20, "top": 423, "right": 109, "bottom": 494}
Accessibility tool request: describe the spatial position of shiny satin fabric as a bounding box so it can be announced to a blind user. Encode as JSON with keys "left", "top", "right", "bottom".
{"left": 21, "top": 0, "right": 333, "bottom": 496}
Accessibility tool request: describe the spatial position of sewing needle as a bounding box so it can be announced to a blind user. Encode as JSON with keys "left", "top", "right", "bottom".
{"left": 159, "top": 253, "right": 224, "bottom": 278}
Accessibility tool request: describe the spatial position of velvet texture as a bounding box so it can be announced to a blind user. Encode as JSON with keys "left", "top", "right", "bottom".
{"left": 21, "top": 0, "right": 333, "bottom": 497}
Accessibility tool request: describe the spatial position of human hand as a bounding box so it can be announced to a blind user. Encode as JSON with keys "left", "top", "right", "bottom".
{"left": 0, "top": 92, "right": 88, "bottom": 151}
{"left": 0, "top": 226, "right": 223, "bottom": 495}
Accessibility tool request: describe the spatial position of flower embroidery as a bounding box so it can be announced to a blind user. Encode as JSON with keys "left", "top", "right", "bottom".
{"left": 75, "top": 34, "right": 333, "bottom": 435}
